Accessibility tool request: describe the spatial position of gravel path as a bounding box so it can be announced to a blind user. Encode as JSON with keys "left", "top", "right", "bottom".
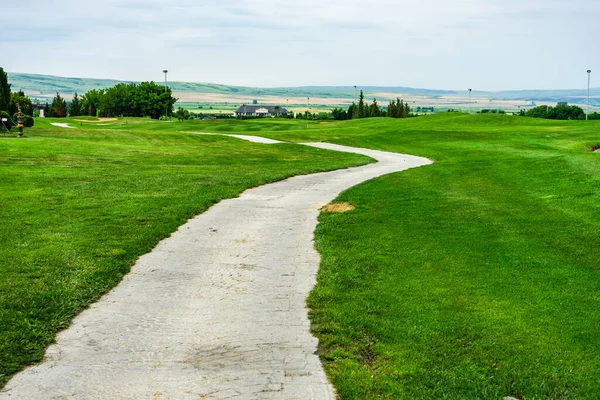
{"left": 0, "top": 138, "right": 432, "bottom": 399}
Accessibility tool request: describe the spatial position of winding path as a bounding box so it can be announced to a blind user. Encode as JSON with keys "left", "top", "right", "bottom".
{"left": 0, "top": 137, "right": 431, "bottom": 399}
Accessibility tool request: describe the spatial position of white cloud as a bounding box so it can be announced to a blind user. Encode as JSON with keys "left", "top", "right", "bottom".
{"left": 1, "top": 0, "right": 598, "bottom": 90}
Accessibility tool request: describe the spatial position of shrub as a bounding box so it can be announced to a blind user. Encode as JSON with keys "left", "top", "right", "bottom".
{"left": 12, "top": 113, "right": 34, "bottom": 127}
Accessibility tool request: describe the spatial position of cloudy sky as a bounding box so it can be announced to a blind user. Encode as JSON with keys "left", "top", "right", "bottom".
{"left": 1, "top": 0, "right": 598, "bottom": 90}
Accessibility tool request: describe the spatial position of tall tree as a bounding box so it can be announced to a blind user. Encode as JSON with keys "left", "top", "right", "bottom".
{"left": 43, "top": 102, "right": 51, "bottom": 118}
{"left": 387, "top": 99, "right": 397, "bottom": 118}
{"left": 402, "top": 100, "right": 411, "bottom": 118}
{"left": 368, "top": 98, "right": 380, "bottom": 117}
{"left": 81, "top": 89, "right": 104, "bottom": 116}
{"left": 357, "top": 90, "right": 366, "bottom": 119}
{"left": 69, "top": 92, "right": 82, "bottom": 117}
{"left": 398, "top": 99, "right": 406, "bottom": 118}
{"left": 0, "top": 68, "right": 10, "bottom": 112}
{"left": 90, "top": 81, "right": 177, "bottom": 119}
{"left": 347, "top": 103, "right": 356, "bottom": 120}
{"left": 51, "top": 92, "right": 68, "bottom": 118}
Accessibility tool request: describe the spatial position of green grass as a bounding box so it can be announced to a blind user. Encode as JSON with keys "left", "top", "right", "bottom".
{"left": 0, "top": 118, "right": 371, "bottom": 387}
{"left": 4, "top": 114, "right": 600, "bottom": 398}
{"left": 193, "top": 114, "right": 600, "bottom": 399}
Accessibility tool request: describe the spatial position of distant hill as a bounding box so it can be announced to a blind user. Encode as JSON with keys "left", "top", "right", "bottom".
{"left": 7, "top": 72, "right": 457, "bottom": 100}
{"left": 6, "top": 72, "right": 599, "bottom": 106}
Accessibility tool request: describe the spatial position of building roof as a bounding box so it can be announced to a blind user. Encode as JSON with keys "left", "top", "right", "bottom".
{"left": 235, "top": 105, "right": 289, "bottom": 114}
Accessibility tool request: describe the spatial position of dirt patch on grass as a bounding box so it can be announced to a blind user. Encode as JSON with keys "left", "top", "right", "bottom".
{"left": 74, "top": 118, "right": 119, "bottom": 123}
{"left": 321, "top": 202, "right": 355, "bottom": 213}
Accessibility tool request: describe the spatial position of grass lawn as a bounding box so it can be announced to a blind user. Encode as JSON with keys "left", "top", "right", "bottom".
{"left": 3, "top": 114, "right": 600, "bottom": 398}
{"left": 195, "top": 114, "right": 600, "bottom": 399}
{"left": 0, "top": 118, "right": 371, "bottom": 387}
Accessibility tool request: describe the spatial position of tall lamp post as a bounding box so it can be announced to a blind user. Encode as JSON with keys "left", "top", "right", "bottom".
{"left": 163, "top": 69, "right": 168, "bottom": 121}
{"left": 587, "top": 70, "right": 592, "bottom": 121}
{"left": 468, "top": 88, "right": 472, "bottom": 114}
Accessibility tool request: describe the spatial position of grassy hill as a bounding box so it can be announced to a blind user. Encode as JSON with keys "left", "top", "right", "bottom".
{"left": 0, "top": 117, "right": 370, "bottom": 388}
{"left": 2, "top": 115, "right": 600, "bottom": 398}
{"left": 195, "top": 114, "right": 600, "bottom": 399}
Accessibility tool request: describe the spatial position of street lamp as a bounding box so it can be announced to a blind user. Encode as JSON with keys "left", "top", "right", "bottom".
{"left": 587, "top": 70, "right": 592, "bottom": 121}
{"left": 354, "top": 85, "right": 357, "bottom": 103}
{"left": 163, "top": 69, "right": 168, "bottom": 121}
{"left": 468, "top": 88, "right": 472, "bottom": 114}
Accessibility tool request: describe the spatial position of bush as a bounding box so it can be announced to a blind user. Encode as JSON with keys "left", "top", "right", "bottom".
{"left": 12, "top": 113, "right": 34, "bottom": 127}
{"left": 588, "top": 112, "right": 600, "bottom": 120}
{"left": 0, "top": 110, "right": 12, "bottom": 130}
{"left": 23, "top": 115, "right": 34, "bottom": 127}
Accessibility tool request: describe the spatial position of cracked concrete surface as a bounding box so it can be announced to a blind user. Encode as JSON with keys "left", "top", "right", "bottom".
{"left": 0, "top": 138, "right": 432, "bottom": 399}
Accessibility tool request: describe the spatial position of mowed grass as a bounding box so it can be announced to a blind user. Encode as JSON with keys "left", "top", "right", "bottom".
{"left": 0, "top": 118, "right": 371, "bottom": 387}
{"left": 196, "top": 114, "right": 600, "bottom": 399}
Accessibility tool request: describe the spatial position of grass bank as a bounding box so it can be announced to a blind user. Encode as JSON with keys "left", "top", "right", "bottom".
{"left": 0, "top": 118, "right": 371, "bottom": 386}
{"left": 197, "top": 114, "right": 600, "bottom": 399}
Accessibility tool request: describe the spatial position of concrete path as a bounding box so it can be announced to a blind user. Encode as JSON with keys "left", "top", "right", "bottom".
{"left": 0, "top": 137, "right": 432, "bottom": 400}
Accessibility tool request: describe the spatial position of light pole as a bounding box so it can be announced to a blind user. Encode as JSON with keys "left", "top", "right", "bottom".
{"left": 468, "top": 88, "right": 472, "bottom": 114}
{"left": 587, "top": 70, "right": 592, "bottom": 121}
{"left": 163, "top": 69, "right": 168, "bottom": 121}
{"left": 354, "top": 85, "right": 357, "bottom": 103}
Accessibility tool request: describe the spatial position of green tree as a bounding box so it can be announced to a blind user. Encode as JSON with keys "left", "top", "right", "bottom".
{"left": 357, "top": 90, "right": 366, "bottom": 118}
{"left": 51, "top": 92, "right": 68, "bottom": 118}
{"left": 402, "top": 100, "right": 411, "bottom": 118}
{"left": 588, "top": 112, "right": 600, "bottom": 120}
{"left": 43, "top": 102, "right": 51, "bottom": 118}
{"left": 175, "top": 107, "right": 190, "bottom": 121}
{"left": 387, "top": 99, "right": 397, "bottom": 118}
{"left": 0, "top": 68, "right": 10, "bottom": 112}
{"left": 9, "top": 90, "right": 33, "bottom": 116}
{"left": 81, "top": 89, "right": 105, "bottom": 116}
{"left": 368, "top": 98, "right": 380, "bottom": 117}
{"left": 332, "top": 108, "right": 348, "bottom": 120}
{"left": 524, "top": 103, "right": 585, "bottom": 120}
{"left": 69, "top": 92, "right": 82, "bottom": 117}
{"left": 347, "top": 103, "right": 356, "bottom": 120}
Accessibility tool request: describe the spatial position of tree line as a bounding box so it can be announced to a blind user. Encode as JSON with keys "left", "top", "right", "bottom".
{"left": 518, "top": 102, "right": 600, "bottom": 120}
{"left": 52, "top": 82, "right": 177, "bottom": 119}
{"left": 330, "top": 90, "right": 413, "bottom": 121}
{"left": 1, "top": 68, "right": 177, "bottom": 123}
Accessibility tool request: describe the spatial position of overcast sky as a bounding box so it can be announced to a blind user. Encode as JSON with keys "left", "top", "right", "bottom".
{"left": 1, "top": 0, "right": 598, "bottom": 90}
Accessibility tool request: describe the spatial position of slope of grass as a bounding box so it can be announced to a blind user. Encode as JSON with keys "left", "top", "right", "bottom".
{"left": 4, "top": 114, "right": 600, "bottom": 398}
{"left": 201, "top": 114, "right": 600, "bottom": 399}
{"left": 0, "top": 119, "right": 371, "bottom": 387}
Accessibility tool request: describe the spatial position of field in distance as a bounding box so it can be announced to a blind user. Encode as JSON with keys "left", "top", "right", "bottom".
{"left": 8, "top": 72, "right": 600, "bottom": 114}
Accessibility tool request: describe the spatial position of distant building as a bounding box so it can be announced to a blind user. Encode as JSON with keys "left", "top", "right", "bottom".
{"left": 32, "top": 104, "right": 45, "bottom": 118}
{"left": 234, "top": 105, "right": 289, "bottom": 117}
